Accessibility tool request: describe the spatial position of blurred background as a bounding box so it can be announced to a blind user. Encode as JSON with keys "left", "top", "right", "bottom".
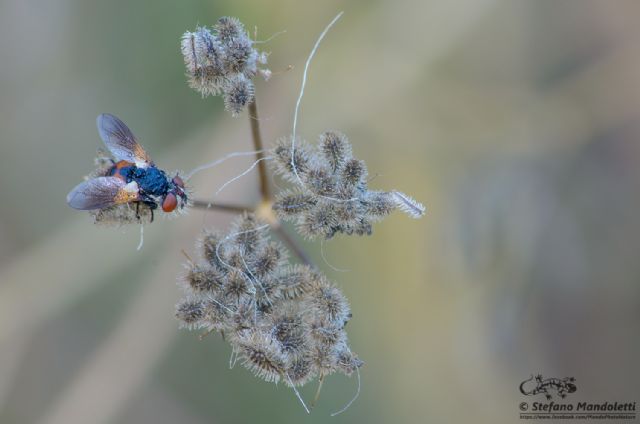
{"left": 1, "top": 0, "right": 640, "bottom": 422}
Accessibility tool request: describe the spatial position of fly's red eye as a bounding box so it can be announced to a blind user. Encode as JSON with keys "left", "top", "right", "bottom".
{"left": 172, "top": 175, "right": 185, "bottom": 188}
{"left": 162, "top": 192, "right": 178, "bottom": 212}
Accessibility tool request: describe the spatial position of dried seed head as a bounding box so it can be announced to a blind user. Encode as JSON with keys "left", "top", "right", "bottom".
{"left": 391, "top": 190, "right": 426, "bottom": 218}
{"left": 362, "top": 191, "right": 396, "bottom": 220}
{"left": 319, "top": 131, "right": 351, "bottom": 172}
{"left": 223, "top": 74, "right": 255, "bottom": 117}
{"left": 225, "top": 250, "right": 247, "bottom": 271}
{"left": 90, "top": 203, "right": 153, "bottom": 226}
{"left": 181, "top": 28, "right": 226, "bottom": 96}
{"left": 275, "top": 265, "right": 320, "bottom": 300}
{"left": 223, "top": 37, "right": 255, "bottom": 74}
{"left": 333, "top": 201, "right": 360, "bottom": 229}
{"left": 223, "top": 269, "right": 251, "bottom": 302}
{"left": 268, "top": 306, "right": 308, "bottom": 358}
{"left": 341, "top": 159, "right": 367, "bottom": 189}
{"left": 175, "top": 298, "right": 206, "bottom": 328}
{"left": 353, "top": 218, "right": 373, "bottom": 236}
{"left": 250, "top": 242, "right": 286, "bottom": 277}
{"left": 304, "top": 167, "right": 335, "bottom": 196}
{"left": 299, "top": 202, "right": 339, "bottom": 239}
{"left": 183, "top": 264, "right": 224, "bottom": 294}
{"left": 181, "top": 17, "right": 268, "bottom": 116}
{"left": 202, "top": 295, "right": 233, "bottom": 331}
{"left": 231, "top": 300, "right": 255, "bottom": 332}
{"left": 270, "top": 131, "right": 424, "bottom": 239}
{"left": 309, "top": 344, "right": 339, "bottom": 377}
{"left": 305, "top": 278, "right": 351, "bottom": 327}
{"left": 272, "top": 137, "right": 314, "bottom": 182}
{"left": 273, "top": 191, "right": 317, "bottom": 218}
{"left": 235, "top": 330, "right": 286, "bottom": 383}
{"left": 228, "top": 212, "right": 266, "bottom": 256}
{"left": 285, "top": 357, "right": 315, "bottom": 387}
{"left": 334, "top": 344, "right": 364, "bottom": 376}
{"left": 254, "top": 278, "right": 282, "bottom": 313}
{"left": 215, "top": 16, "right": 245, "bottom": 44}
{"left": 198, "top": 229, "right": 227, "bottom": 272}
{"left": 91, "top": 149, "right": 113, "bottom": 173}
{"left": 308, "top": 317, "right": 345, "bottom": 348}
{"left": 176, "top": 213, "right": 360, "bottom": 394}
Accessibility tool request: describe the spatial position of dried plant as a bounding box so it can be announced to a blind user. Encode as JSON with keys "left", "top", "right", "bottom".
{"left": 181, "top": 17, "right": 269, "bottom": 116}
{"left": 66, "top": 12, "right": 424, "bottom": 415}
{"left": 272, "top": 132, "right": 425, "bottom": 239}
{"left": 176, "top": 213, "right": 361, "bottom": 408}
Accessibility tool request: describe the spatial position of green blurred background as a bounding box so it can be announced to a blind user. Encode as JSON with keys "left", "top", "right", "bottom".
{"left": 1, "top": 0, "right": 640, "bottom": 423}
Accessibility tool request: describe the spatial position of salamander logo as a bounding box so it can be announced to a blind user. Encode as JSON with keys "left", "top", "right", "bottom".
{"left": 519, "top": 374, "right": 577, "bottom": 400}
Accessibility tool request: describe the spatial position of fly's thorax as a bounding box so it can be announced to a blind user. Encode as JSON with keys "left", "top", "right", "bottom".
{"left": 132, "top": 166, "right": 170, "bottom": 196}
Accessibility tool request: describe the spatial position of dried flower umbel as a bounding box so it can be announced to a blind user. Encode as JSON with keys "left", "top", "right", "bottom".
{"left": 181, "top": 17, "right": 269, "bottom": 116}
{"left": 271, "top": 131, "right": 425, "bottom": 239}
{"left": 172, "top": 13, "right": 424, "bottom": 413}
{"left": 65, "top": 11, "right": 425, "bottom": 415}
{"left": 175, "top": 214, "right": 362, "bottom": 397}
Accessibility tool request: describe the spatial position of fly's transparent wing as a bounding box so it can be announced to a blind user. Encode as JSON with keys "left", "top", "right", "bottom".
{"left": 67, "top": 176, "right": 140, "bottom": 210}
{"left": 96, "top": 114, "right": 153, "bottom": 166}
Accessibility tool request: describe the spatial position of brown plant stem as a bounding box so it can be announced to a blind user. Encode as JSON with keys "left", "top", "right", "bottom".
{"left": 272, "top": 224, "right": 314, "bottom": 268}
{"left": 192, "top": 95, "right": 314, "bottom": 268}
{"left": 192, "top": 199, "right": 314, "bottom": 267}
{"left": 248, "top": 99, "right": 271, "bottom": 202}
{"left": 190, "top": 200, "right": 252, "bottom": 214}
{"left": 247, "top": 95, "right": 312, "bottom": 267}
{"left": 311, "top": 374, "right": 325, "bottom": 409}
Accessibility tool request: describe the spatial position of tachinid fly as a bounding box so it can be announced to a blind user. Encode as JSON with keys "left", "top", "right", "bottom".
{"left": 67, "top": 114, "right": 188, "bottom": 221}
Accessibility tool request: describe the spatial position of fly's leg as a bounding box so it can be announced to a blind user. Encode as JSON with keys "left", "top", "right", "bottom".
{"left": 138, "top": 194, "right": 158, "bottom": 223}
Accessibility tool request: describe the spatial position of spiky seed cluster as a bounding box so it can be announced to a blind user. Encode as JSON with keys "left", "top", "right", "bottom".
{"left": 175, "top": 213, "right": 362, "bottom": 386}
{"left": 271, "top": 132, "right": 426, "bottom": 239}
{"left": 181, "top": 17, "right": 269, "bottom": 116}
